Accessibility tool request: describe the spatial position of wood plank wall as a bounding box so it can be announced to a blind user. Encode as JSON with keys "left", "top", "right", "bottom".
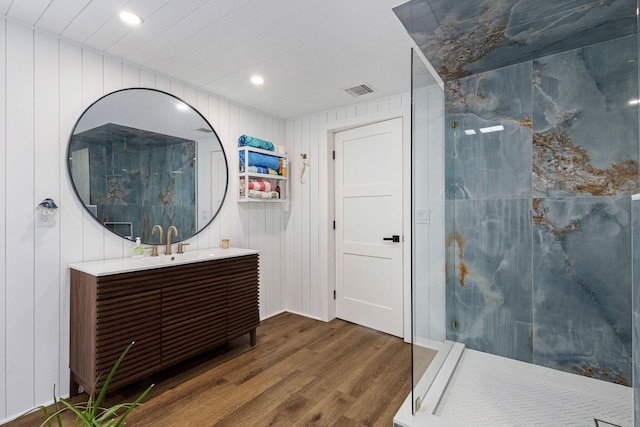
{"left": 0, "top": 17, "right": 412, "bottom": 423}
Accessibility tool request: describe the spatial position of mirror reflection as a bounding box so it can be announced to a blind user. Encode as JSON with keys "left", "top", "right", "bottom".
{"left": 67, "top": 88, "right": 228, "bottom": 244}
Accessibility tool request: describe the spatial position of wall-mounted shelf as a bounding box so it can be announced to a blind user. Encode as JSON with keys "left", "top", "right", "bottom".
{"left": 238, "top": 146, "right": 288, "bottom": 203}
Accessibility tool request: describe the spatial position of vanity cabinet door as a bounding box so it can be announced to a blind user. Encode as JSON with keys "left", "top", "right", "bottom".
{"left": 96, "top": 289, "right": 162, "bottom": 391}
{"left": 227, "top": 257, "right": 260, "bottom": 340}
{"left": 161, "top": 277, "right": 228, "bottom": 366}
{"left": 70, "top": 269, "right": 163, "bottom": 395}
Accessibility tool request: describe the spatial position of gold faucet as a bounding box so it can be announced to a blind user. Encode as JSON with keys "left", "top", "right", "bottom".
{"left": 166, "top": 226, "right": 178, "bottom": 255}
{"left": 151, "top": 225, "right": 164, "bottom": 257}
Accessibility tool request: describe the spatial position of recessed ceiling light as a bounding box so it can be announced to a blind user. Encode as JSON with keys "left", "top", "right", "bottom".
{"left": 119, "top": 11, "right": 143, "bottom": 26}
{"left": 176, "top": 102, "right": 189, "bottom": 111}
{"left": 251, "top": 75, "right": 264, "bottom": 86}
{"left": 464, "top": 129, "right": 476, "bottom": 135}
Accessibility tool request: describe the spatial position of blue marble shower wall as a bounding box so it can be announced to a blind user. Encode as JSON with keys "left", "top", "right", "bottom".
{"left": 632, "top": 198, "right": 640, "bottom": 423}
{"left": 72, "top": 124, "right": 197, "bottom": 242}
{"left": 443, "top": 34, "right": 638, "bottom": 385}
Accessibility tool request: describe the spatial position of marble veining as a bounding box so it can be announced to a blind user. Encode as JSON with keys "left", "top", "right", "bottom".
{"left": 394, "top": 0, "right": 637, "bottom": 80}
{"left": 70, "top": 123, "right": 196, "bottom": 242}
{"left": 532, "top": 196, "right": 632, "bottom": 384}
{"left": 445, "top": 62, "right": 532, "bottom": 200}
{"left": 436, "top": 34, "right": 638, "bottom": 386}
{"left": 532, "top": 36, "right": 639, "bottom": 197}
{"left": 533, "top": 116, "right": 638, "bottom": 197}
{"left": 446, "top": 198, "right": 533, "bottom": 363}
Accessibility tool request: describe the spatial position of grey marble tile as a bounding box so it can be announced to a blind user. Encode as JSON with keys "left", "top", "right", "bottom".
{"left": 532, "top": 196, "right": 632, "bottom": 384}
{"left": 446, "top": 198, "right": 533, "bottom": 362}
{"left": 635, "top": 310, "right": 640, "bottom": 425}
{"left": 533, "top": 36, "right": 639, "bottom": 197}
{"left": 445, "top": 62, "right": 532, "bottom": 200}
{"left": 444, "top": 199, "right": 457, "bottom": 320}
{"left": 632, "top": 199, "right": 640, "bottom": 424}
{"left": 394, "top": 0, "right": 636, "bottom": 80}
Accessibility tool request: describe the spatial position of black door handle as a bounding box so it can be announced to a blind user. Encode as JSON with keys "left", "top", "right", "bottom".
{"left": 383, "top": 235, "right": 400, "bottom": 243}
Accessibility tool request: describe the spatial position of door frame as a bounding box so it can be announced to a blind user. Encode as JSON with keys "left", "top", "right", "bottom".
{"left": 318, "top": 105, "right": 412, "bottom": 341}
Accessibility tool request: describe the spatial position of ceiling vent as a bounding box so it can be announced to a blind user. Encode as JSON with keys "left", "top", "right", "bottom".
{"left": 194, "top": 127, "right": 213, "bottom": 133}
{"left": 344, "top": 83, "right": 376, "bottom": 97}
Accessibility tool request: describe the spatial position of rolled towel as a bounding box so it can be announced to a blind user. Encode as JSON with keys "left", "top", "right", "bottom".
{"left": 239, "top": 151, "right": 281, "bottom": 170}
{"left": 248, "top": 190, "right": 280, "bottom": 199}
{"left": 248, "top": 178, "right": 273, "bottom": 192}
{"left": 238, "top": 135, "right": 275, "bottom": 151}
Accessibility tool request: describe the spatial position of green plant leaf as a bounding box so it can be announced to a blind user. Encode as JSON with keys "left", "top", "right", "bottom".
{"left": 22, "top": 342, "right": 150, "bottom": 427}
{"left": 59, "top": 399, "right": 93, "bottom": 426}
{"left": 95, "top": 403, "right": 129, "bottom": 421}
{"left": 91, "top": 341, "right": 135, "bottom": 419}
{"left": 113, "top": 384, "right": 154, "bottom": 427}
{"left": 52, "top": 384, "right": 63, "bottom": 427}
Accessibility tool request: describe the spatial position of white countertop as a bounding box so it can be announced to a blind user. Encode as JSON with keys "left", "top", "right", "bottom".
{"left": 69, "top": 247, "right": 259, "bottom": 276}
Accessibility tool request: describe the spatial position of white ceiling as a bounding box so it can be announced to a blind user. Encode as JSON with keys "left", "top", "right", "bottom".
{"left": 1, "top": 0, "right": 417, "bottom": 119}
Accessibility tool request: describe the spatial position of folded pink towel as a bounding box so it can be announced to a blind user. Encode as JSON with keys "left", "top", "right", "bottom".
{"left": 248, "top": 178, "right": 273, "bottom": 192}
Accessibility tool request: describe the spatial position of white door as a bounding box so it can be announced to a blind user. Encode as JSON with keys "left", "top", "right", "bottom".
{"left": 335, "top": 118, "right": 403, "bottom": 337}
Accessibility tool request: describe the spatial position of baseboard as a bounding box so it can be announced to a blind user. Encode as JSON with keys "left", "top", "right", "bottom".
{"left": 260, "top": 309, "right": 288, "bottom": 321}
{"left": 261, "top": 309, "right": 324, "bottom": 322}
{"left": 414, "top": 337, "right": 444, "bottom": 351}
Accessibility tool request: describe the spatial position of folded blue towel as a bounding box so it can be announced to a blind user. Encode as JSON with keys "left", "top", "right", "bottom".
{"left": 240, "top": 165, "right": 279, "bottom": 175}
{"left": 238, "top": 135, "right": 275, "bottom": 151}
{"left": 239, "top": 151, "right": 281, "bottom": 170}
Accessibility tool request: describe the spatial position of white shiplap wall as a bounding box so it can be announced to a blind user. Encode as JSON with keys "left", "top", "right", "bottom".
{"left": 0, "top": 16, "right": 416, "bottom": 423}
{"left": 0, "top": 18, "right": 288, "bottom": 422}
{"left": 284, "top": 94, "right": 412, "bottom": 327}
{"left": 0, "top": 17, "right": 6, "bottom": 424}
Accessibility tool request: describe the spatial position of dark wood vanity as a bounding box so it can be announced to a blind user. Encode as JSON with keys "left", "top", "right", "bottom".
{"left": 69, "top": 251, "right": 259, "bottom": 395}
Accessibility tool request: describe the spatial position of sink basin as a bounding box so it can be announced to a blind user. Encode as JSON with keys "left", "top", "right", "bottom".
{"left": 138, "top": 251, "right": 217, "bottom": 266}
{"left": 166, "top": 251, "right": 217, "bottom": 262}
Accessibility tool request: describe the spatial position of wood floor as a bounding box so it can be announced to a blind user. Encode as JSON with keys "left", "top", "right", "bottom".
{"left": 8, "top": 313, "right": 436, "bottom": 427}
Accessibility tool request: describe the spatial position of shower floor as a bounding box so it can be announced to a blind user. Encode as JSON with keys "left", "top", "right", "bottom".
{"left": 435, "top": 349, "right": 632, "bottom": 427}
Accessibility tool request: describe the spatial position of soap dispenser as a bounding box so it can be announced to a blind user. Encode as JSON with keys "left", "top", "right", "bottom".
{"left": 132, "top": 237, "right": 144, "bottom": 259}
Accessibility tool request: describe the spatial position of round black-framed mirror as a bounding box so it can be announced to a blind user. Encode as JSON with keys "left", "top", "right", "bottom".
{"left": 67, "top": 88, "right": 228, "bottom": 244}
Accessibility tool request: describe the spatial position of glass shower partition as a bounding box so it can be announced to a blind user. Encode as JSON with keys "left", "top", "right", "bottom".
{"left": 410, "top": 48, "right": 449, "bottom": 413}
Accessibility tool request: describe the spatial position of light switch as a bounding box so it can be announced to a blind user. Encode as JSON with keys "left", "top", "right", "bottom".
{"left": 415, "top": 209, "right": 430, "bottom": 224}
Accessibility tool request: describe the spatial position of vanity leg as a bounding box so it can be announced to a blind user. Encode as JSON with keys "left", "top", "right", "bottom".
{"left": 250, "top": 328, "right": 257, "bottom": 346}
{"left": 70, "top": 374, "right": 80, "bottom": 397}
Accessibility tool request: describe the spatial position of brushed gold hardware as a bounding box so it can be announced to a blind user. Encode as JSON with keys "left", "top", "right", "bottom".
{"left": 152, "top": 224, "right": 164, "bottom": 244}
{"left": 177, "top": 242, "right": 189, "bottom": 254}
{"left": 151, "top": 225, "right": 164, "bottom": 257}
{"left": 166, "top": 226, "right": 179, "bottom": 255}
{"left": 452, "top": 319, "right": 458, "bottom": 329}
